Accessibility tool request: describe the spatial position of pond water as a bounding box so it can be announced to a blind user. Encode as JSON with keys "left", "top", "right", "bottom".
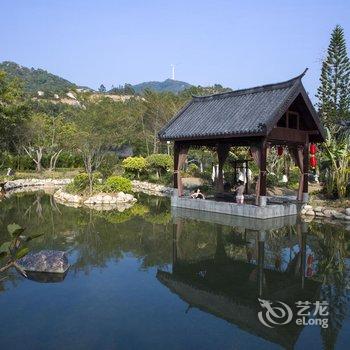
{"left": 0, "top": 191, "right": 350, "bottom": 350}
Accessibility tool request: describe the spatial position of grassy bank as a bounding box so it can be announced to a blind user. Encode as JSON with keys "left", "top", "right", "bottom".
{"left": 0, "top": 168, "right": 83, "bottom": 180}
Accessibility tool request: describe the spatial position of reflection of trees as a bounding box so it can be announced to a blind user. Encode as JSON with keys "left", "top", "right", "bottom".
{"left": 311, "top": 222, "right": 349, "bottom": 350}
{"left": 97, "top": 204, "right": 150, "bottom": 224}
{"left": 2, "top": 189, "right": 350, "bottom": 350}
{"left": 72, "top": 210, "right": 106, "bottom": 274}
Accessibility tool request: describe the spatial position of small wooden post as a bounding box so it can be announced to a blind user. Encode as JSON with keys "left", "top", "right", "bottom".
{"left": 234, "top": 160, "right": 237, "bottom": 185}
{"left": 173, "top": 142, "right": 180, "bottom": 190}
{"left": 217, "top": 144, "right": 229, "bottom": 193}
{"left": 259, "top": 140, "right": 267, "bottom": 206}
{"left": 302, "top": 138, "right": 309, "bottom": 203}
{"left": 245, "top": 160, "right": 249, "bottom": 195}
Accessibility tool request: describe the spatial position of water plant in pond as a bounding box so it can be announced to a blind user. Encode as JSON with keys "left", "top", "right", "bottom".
{"left": 0, "top": 223, "right": 42, "bottom": 277}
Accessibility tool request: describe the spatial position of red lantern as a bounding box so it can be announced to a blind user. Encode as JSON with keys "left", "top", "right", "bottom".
{"left": 310, "top": 143, "right": 317, "bottom": 155}
{"left": 307, "top": 255, "right": 314, "bottom": 265}
{"left": 310, "top": 155, "right": 317, "bottom": 169}
{"left": 277, "top": 146, "right": 284, "bottom": 156}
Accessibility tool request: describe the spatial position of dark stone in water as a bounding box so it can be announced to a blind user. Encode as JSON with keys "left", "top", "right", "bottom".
{"left": 25, "top": 271, "right": 68, "bottom": 283}
{"left": 18, "top": 250, "right": 69, "bottom": 274}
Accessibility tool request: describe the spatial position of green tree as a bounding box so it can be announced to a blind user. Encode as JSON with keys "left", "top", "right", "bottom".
{"left": 146, "top": 153, "right": 173, "bottom": 179}
{"left": 142, "top": 90, "right": 185, "bottom": 154}
{"left": 47, "top": 114, "right": 77, "bottom": 171}
{"left": 0, "top": 71, "right": 28, "bottom": 152}
{"left": 98, "top": 84, "right": 106, "bottom": 93}
{"left": 316, "top": 25, "right": 350, "bottom": 128}
{"left": 21, "top": 113, "right": 52, "bottom": 172}
{"left": 70, "top": 97, "right": 131, "bottom": 193}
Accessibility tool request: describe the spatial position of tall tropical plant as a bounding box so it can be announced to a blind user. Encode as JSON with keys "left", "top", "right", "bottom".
{"left": 316, "top": 25, "right": 350, "bottom": 129}
{"left": 320, "top": 128, "right": 350, "bottom": 198}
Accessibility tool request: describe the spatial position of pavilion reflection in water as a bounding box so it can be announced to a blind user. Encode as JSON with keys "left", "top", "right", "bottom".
{"left": 157, "top": 209, "right": 321, "bottom": 349}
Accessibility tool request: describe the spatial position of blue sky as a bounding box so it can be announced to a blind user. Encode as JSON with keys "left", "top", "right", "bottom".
{"left": 1, "top": 0, "right": 350, "bottom": 99}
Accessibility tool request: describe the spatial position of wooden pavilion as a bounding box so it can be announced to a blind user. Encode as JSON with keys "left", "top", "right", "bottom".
{"left": 159, "top": 70, "right": 325, "bottom": 212}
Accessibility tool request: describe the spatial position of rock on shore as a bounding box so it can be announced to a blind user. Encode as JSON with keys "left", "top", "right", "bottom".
{"left": 4, "top": 178, "right": 72, "bottom": 191}
{"left": 131, "top": 180, "right": 172, "bottom": 196}
{"left": 53, "top": 188, "right": 137, "bottom": 211}
{"left": 54, "top": 188, "right": 83, "bottom": 204}
{"left": 301, "top": 204, "right": 350, "bottom": 222}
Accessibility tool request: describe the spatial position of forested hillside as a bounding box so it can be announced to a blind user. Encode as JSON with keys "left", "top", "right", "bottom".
{"left": 0, "top": 61, "right": 77, "bottom": 94}
{"left": 131, "top": 78, "right": 192, "bottom": 94}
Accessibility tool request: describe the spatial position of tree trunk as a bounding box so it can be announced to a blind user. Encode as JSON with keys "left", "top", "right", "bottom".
{"left": 141, "top": 115, "right": 150, "bottom": 156}
{"left": 86, "top": 155, "right": 93, "bottom": 194}
{"left": 153, "top": 130, "right": 158, "bottom": 154}
{"left": 36, "top": 148, "right": 43, "bottom": 172}
{"left": 23, "top": 146, "right": 44, "bottom": 172}
{"left": 49, "top": 149, "right": 63, "bottom": 171}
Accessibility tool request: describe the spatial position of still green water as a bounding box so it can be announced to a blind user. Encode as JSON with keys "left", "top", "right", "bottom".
{"left": 0, "top": 191, "right": 350, "bottom": 350}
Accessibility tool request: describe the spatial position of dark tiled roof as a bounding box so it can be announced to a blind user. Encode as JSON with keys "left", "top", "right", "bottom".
{"left": 159, "top": 71, "right": 319, "bottom": 141}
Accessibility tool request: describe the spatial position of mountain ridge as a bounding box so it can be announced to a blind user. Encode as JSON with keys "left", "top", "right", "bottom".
{"left": 0, "top": 61, "right": 193, "bottom": 95}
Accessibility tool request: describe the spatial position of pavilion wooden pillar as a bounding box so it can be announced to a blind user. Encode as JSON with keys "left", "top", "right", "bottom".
{"left": 217, "top": 144, "right": 229, "bottom": 193}
{"left": 173, "top": 141, "right": 189, "bottom": 197}
{"left": 173, "top": 142, "right": 180, "bottom": 190}
{"left": 302, "top": 138, "right": 309, "bottom": 203}
{"left": 258, "top": 140, "right": 267, "bottom": 206}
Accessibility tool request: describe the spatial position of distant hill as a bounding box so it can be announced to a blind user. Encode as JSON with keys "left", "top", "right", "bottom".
{"left": 1, "top": 61, "right": 225, "bottom": 97}
{"left": 130, "top": 79, "right": 192, "bottom": 94}
{"left": 0, "top": 61, "right": 77, "bottom": 94}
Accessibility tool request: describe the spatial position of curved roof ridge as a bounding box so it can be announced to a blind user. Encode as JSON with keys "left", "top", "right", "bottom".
{"left": 192, "top": 69, "right": 308, "bottom": 101}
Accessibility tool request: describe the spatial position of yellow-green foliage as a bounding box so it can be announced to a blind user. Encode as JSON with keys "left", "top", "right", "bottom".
{"left": 122, "top": 156, "right": 147, "bottom": 177}
{"left": 146, "top": 154, "right": 173, "bottom": 171}
{"left": 103, "top": 176, "right": 132, "bottom": 193}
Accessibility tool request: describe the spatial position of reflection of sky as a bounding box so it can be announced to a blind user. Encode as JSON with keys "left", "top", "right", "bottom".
{"left": 1, "top": 191, "right": 350, "bottom": 350}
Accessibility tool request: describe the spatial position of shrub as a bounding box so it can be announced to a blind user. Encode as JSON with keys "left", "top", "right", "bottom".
{"left": 72, "top": 173, "right": 90, "bottom": 191}
{"left": 187, "top": 163, "right": 199, "bottom": 176}
{"left": 103, "top": 175, "right": 132, "bottom": 193}
{"left": 146, "top": 154, "right": 173, "bottom": 176}
{"left": 122, "top": 156, "right": 147, "bottom": 178}
{"left": 267, "top": 173, "right": 279, "bottom": 188}
{"left": 66, "top": 172, "right": 99, "bottom": 193}
{"left": 287, "top": 167, "right": 300, "bottom": 189}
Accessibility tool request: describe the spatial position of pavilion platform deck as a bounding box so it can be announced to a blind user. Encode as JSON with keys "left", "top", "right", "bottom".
{"left": 171, "top": 193, "right": 297, "bottom": 220}
{"left": 171, "top": 204, "right": 298, "bottom": 229}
